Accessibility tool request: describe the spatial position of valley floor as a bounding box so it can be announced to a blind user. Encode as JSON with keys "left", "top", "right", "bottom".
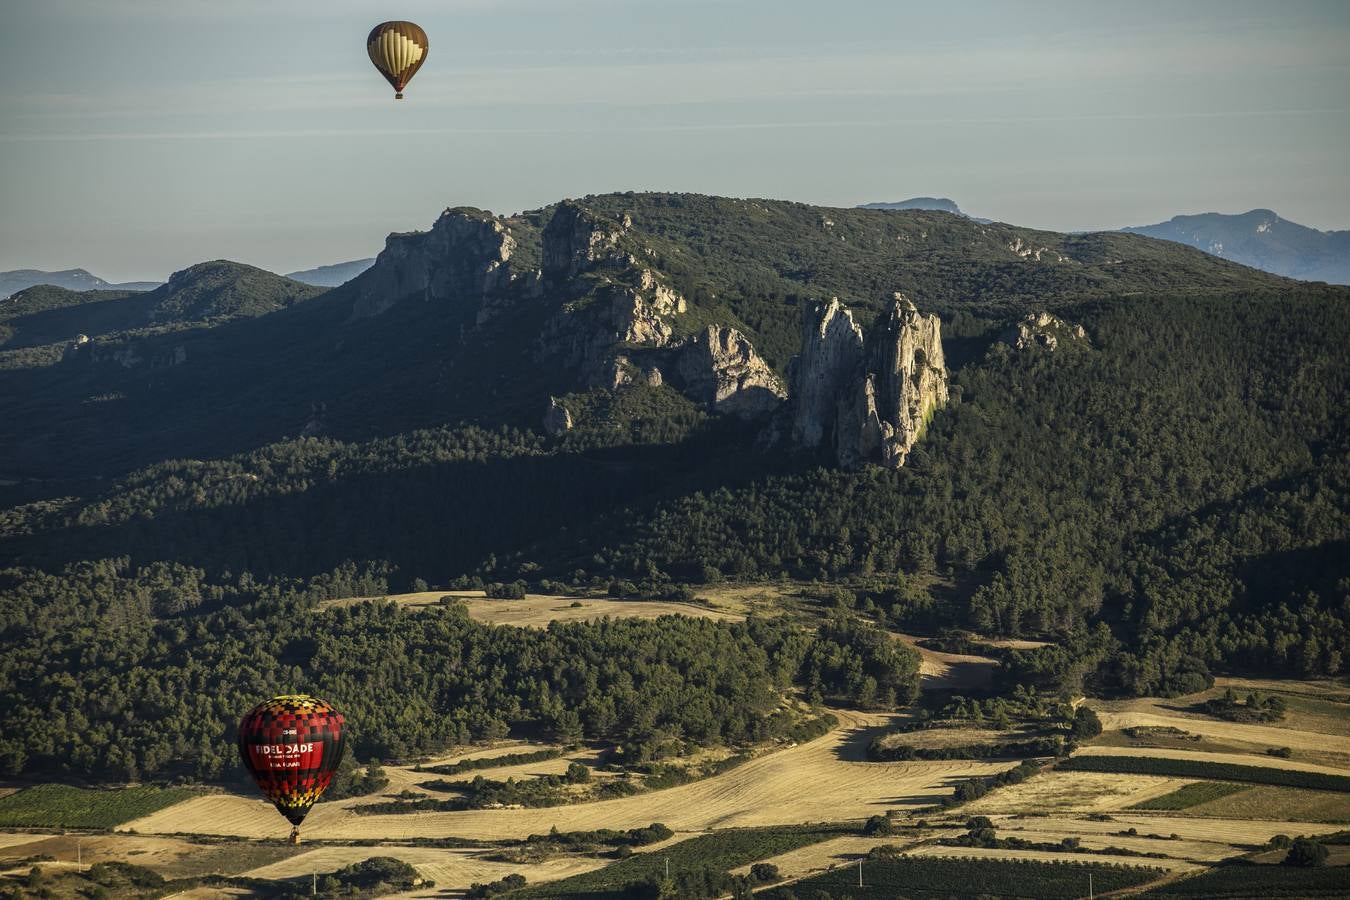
{"left": 2, "top": 612, "right": 1346, "bottom": 898}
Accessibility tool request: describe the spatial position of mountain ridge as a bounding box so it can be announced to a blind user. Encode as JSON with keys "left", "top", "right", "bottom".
{"left": 285, "top": 257, "right": 376, "bottom": 287}
{"left": 858, "top": 200, "right": 1350, "bottom": 284}
{"left": 1122, "top": 209, "right": 1350, "bottom": 283}
{"left": 0, "top": 190, "right": 1344, "bottom": 711}
{"left": 0, "top": 267, "right": 160, "bottom": 300}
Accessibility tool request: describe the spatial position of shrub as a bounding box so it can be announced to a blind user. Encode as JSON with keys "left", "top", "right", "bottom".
{"left": 1283, "top": 838, "right": 1329, "bottom": 867}
{"left": 863, "top": 815, "right": 894, "bottom": 836}
{"left": 750, "top": 863, "right": 781, "bottom": 883}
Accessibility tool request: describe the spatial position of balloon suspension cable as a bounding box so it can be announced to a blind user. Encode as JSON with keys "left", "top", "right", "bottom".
{"left": 289, "top": 826, "right": 301, "bottom": 845}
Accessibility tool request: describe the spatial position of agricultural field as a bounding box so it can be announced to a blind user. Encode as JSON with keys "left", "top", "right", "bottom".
{"left": 1184, "top": 785, "right": 1350, "bottom": 824}
{"left": 322, "top": 589, "right": 745, "bottom": 626}
{"left": 1129, "top": 782, "right": 1252, "bottom": 810}
{"left": 758, "top": 854, "right": 1165, "bottom": 898}
{"left": 511, "top": 824, "right": 851, "bottom": 897}
{"left": 0, "top": 785, "right": 199, "bottom": 829}
{"left": 1058, "top": 754, "right": 1350, "bottom": 792}
{"left": 5, "top": 674, "right": 1348, "bottom": 896}
{"left": 1141, "top": 862, "right": 1350, "bottom": 897}
{"left": 1093, "top": 678, "right": 1350, "bottom": 768}
{"left": 119, "top": 708, "right": 1010, "bottom": 841}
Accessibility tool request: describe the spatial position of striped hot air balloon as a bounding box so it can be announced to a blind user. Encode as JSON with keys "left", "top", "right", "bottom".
{"left": 367, "top": 21, "right": 429, "bottom": 100}
{"left": 237, "top": 694, "right": 347, "bottom": 843}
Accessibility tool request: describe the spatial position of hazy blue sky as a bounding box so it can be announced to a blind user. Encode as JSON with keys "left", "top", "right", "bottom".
{"left": 1, "top": 0, "right": 1347, "bottom": 281}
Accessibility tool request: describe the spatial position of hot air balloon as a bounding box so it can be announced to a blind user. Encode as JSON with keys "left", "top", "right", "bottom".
{"left": 367, "top": 21, "right": 429, "bottom": 100}
{"left": 238, "top": 694, "right": 346, "bottom": 843}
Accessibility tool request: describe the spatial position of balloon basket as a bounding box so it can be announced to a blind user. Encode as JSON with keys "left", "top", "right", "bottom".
{"left": 289, "top": 827, "right": 301, "bottom": 845}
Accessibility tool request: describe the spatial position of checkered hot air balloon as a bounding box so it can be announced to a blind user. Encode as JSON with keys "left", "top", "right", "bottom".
{"left": 367, "top": 21, "right": 429, "bottom": 100}
{"left": 237, "top": 694, "right": 346, "bottom": 843}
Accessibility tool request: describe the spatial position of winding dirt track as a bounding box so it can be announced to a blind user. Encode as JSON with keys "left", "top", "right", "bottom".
{"left": 122, "top": 710, "right": 1010, "bottom": 842}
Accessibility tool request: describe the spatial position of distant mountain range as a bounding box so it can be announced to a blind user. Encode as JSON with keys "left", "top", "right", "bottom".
{"left": 0, "top": 268, "right": 160, "bottom": 300}
{"left": 0, "top": 255, "right": 377, "bottom": 302}
{"left": 285, "top": 258, "right": 376, "bottom": 287}
{"left": 1122, "top": 210, "right": 1350, "bottom": 284}
{"left": 861, "top": 199, "right": 1350, "bottom": 284}
{"left": 857, "top": 197, "right": 993, "bottom": 224}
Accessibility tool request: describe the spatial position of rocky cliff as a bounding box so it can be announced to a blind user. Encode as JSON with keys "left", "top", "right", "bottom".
{"left": 676, "top": 326, "right": 786, "bottom": 418}
{"left": 791, "top": 299, "right": 865, "bottom": 447}
{"left": 351, "top": 208, "right": 529, "bottom": 322}
{"left": 534, "top": 204, "right": 688, "bottom": 388}
{"left": 792, "top": 294, "right": 947, "bottom": 469}
{"left": 835, "top": 295, "right": 948, "bottom": 469}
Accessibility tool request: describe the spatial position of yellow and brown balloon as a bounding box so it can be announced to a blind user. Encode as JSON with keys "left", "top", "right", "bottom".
{"left": 367, "top": 21, "right": 428, "bottom": 99}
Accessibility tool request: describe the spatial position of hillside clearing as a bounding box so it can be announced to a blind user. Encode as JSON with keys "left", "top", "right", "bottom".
{"left": 322, "top": 590, "right": 743, "bottom": 626}
{"left": 894, "top": 633, "right": 998, "bottom": 691}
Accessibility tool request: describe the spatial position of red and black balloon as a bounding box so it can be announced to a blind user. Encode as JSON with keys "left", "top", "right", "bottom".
{"left": 238, "top": 694, "right": 346, "bottom": 842}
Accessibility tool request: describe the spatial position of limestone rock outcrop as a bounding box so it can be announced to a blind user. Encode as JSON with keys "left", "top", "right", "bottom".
{"left": 542, "top": 202, "right": 633, "bottom": 282}
{"left": 791, "top": 294, "right": 948, "bottom": 469}
{"left": 834, "top": 295, "right": 948, "bottom": 469}
{"left": 535, "top": 203, "right": 692, "bottom": 388}
{"left": 351, "top": 208, "right": 526, "bottom": 321}
{"left": 997, "top": 311, "right": 1088, "bottom": 351}
{"left": 676, "top": 326, "right": 786, "bottom": 418}
{"left": 791, "top": 299, "right": 864, "bottom": 447}
{"left": 543, "top": 397, "right": 573, "bottom": 435}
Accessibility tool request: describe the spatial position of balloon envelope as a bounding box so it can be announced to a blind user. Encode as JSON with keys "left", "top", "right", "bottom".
{"left": 367, "top": 21, "right": 429, "bottom": 99}
{"left": 237, "top": 694, "right": 346, "bottom": 832}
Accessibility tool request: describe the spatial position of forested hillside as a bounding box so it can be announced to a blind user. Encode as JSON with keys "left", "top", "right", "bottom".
{"left": 0, "top": 193, "right": 1344, "bottom": 783}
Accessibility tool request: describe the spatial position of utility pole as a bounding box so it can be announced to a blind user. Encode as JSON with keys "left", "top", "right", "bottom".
{"left": 312, "top": 870, "right": 317, "bottom": 895}
{"left": 76, "top": 839, "right": 81, "bottom": 873}
{"left": 858, "top": 857, "right": 863, "bottom": 888}
{"left": 665, "top": 857, "right": 670, "bottom": 880}
{"left": 1088, "top": 871, "right": 1093, "bottom": 899}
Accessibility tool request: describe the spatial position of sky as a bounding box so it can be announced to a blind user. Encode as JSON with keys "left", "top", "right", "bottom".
{"left": 1, "top": 0, "right": 1347, "bottom": 282}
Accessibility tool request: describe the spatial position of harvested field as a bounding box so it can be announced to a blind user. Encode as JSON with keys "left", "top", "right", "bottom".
{"left": 1093, "top": 706, "right": 1350, "bottom": 762}
{"left": 873, "top": 724, "right": 1042, "bottom": 752}
{"left": 324, "top": 591, "right": 743, "bottom": 627}
{"left": 894, "top": 633, "right": 997, "bottom": 692}
{"left": 963, "top": 771, "right": 1191, "bottom": 814}
{"left": 122, "top": 710, "right": 1011, "bottom": 841}
{"left": 0, "top": 833, "right": 300, "bottom": 879}
{"left": 241, "top": 844, "right": 606, "bottom": 892}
